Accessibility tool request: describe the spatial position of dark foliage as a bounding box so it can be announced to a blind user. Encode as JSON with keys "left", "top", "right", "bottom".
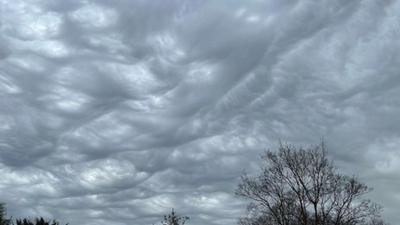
{"left": 15, "top": 218, "right": 66, "bottom": 225}
{"left": 0, "top": 204, "right": 66, "bottom": 225}
{"left": 0, "top": 203, "right": 11, "bottom": 225}
{"left": 160, "top": 209, "right": 189, "bottom": 225}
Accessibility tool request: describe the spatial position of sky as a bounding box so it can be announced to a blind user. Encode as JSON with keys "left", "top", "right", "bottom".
{"left": 0, "top": 0, "right": 399, "bottom": 224}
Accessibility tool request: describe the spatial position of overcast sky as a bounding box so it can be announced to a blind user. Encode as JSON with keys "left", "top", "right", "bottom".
{"left": 0, "top": 0, "right": 399, "bottom": 224}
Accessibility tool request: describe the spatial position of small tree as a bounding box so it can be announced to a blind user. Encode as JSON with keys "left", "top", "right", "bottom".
{"left": 236, "top": 142, "right": 388, "bottom": 225}
{"left": 160, "top": 209, "right": 189, "bottom": 225}
{"left": 0, "top": 203, "right": 11, "bottom": 225}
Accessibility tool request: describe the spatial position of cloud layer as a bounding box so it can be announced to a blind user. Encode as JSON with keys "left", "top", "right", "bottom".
{"left": 1, "top": 0, "right": 400, "bottom": 224}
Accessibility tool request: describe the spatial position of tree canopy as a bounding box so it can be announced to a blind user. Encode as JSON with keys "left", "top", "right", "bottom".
{"left": 236, "top": 143, "right": 388, "bottom": 225}
{"left": 0, "top": 203, "right": 10, "bottom": 225}
{"left": 160, "top": 209, "right": 189, "bottom": 225}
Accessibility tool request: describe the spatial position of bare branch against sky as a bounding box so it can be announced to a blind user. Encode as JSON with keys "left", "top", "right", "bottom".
{"left": 0, "top": 0, "right": 399, "bottom": 225}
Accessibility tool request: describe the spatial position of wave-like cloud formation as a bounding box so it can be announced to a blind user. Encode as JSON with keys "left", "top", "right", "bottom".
{"left": 1, "top": 0, "right": 399, "bottom": 224}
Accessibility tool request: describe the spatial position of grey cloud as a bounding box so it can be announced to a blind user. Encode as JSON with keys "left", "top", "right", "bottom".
{"left": 1, "top": 0, "right": 400, "bottom": 224}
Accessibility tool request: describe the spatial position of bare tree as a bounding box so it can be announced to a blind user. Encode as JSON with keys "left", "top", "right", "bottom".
{"left": 236, "top": 143, "right": 388, "bottom": 225}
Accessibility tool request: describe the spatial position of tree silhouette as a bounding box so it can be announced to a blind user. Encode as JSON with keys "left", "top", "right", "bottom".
{"left": 15, "top": 218, "right": 66, "bottom": 225}
{"left": 0, "top": 203, "right": 11, "bottom": 225}
{"left": 0, "top": 203, "right": 66, "bottom": 225}
{"left": 236, "top": 142, "right": 388, "bottom": 225}
{"left": 160, "top": 209, "right": 189, "bottom": 225}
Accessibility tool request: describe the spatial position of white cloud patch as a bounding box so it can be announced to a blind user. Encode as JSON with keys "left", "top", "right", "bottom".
{"left": 69, "top": 3, "right": 118, "bottom": 29}
{"left": 1, "top": 0, "right": 400, "bottom": 224}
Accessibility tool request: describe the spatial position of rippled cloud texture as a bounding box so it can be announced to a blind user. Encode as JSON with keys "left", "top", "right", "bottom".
{"left": 0, "top": 0, "right": 399, "bottom": 224}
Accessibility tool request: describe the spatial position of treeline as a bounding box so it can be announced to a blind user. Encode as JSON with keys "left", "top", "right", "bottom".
{"left": 0, "top": 204, "right": 185, "bottom": 225}
{"left": 0, "top": 143, "right": 390, "bottom": 225}
{"left": 0, "top": 204, "right": 66, "bottom": 225}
